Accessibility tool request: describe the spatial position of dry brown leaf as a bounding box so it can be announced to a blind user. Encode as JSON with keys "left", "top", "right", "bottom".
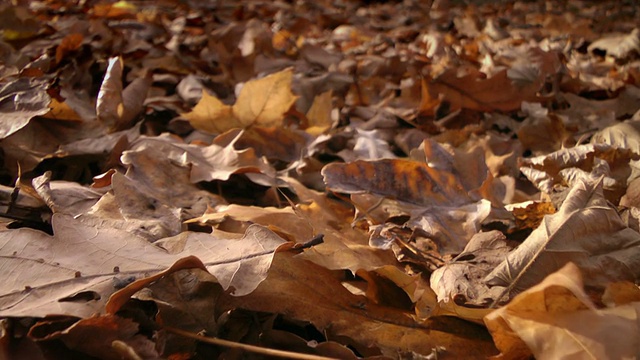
{"left": 32, "top": 172, "right": 104, "bottom": 216}
{"left": 55, "top": 33, "right": 84, "bottom": 64}
{"left": 519, "top": 143, "right": 638, "bottom": 200}
{"left": 96, "top": 57, "right": 150, "bottom": 131}
{"left": 485, "top": 178, "right": 640, "bottom": 302}
{"left": 430, "top": 230, "right": 512, "bottom": 308}
{"left": 0, "top": 78, "right": 50, "bottom": 139}
{"left": 29, "top": 315, "right": 158, "bottom": 360}
{"left": 0, "top": 215, "right": 288, "bottom": 318}
{"left": 281, "top": 178, "right": 398, "bottom": 273}
{"left": 120, "top": 133, "right": 226, "bottom": 220}
{"left": 124, "top": 132, "right": 277, "bottom": 186}
{"left": 217, "top": 252, "right": 499, "bottom": 359}
{"left": 184, "top": 68, "right": 298, "bottom": 134}
{"left": 592, "top": 119, "right": 640, "bottom": 182}
{"left": 322, "top": 159, "right": 471, "bottom": 207}
{"left": 233, "top": 126, "right": 310, "bottom": 162}
{"left": 428, "top": 68, "right": 541, "bottom": 112}
{"left": 485, "top": 262, "right": 640, "bottom": 360}
{"left": 322, "top": 140, "right": 501, "bottom": 254}
{"left": 83, "top": 171, "right": 183, "bottom": 241}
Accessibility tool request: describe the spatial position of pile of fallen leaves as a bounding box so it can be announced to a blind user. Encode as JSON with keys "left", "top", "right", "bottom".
{"left": 1, "top": 0, "right": 640, "bottom": 358}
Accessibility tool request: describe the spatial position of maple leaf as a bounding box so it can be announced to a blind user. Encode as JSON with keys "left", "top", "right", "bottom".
{"left": 183, "top": 68, "right": 298, "bottom": 133}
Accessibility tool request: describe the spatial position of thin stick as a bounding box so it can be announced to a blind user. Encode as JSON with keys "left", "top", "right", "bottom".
{"left": 164, "top": 326, "right": 338, "bottom": 360}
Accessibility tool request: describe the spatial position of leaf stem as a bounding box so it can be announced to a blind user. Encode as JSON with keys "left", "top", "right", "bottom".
{"left": 163, "top": 326, "right": 338, "bottom": 360}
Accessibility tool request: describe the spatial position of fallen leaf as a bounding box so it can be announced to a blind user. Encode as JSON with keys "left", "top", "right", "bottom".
{"left": 588, "top": 28, "right": 640, "bottom": 60}
{"left": 96, "top": 57, "right": 150, "bottom": 131}
{"left": 0, "top": 78, "right": 51, "bottom": 139}
{"left": 29, "top": 315, "right": 158, "bottom": 360}
{"left": 430, "top": 230, "right": 512, "bottom": 308}
{"left": 485, "top": 262, "right": 640, "bottom": 360}
{"left": 591, "top": 119, "right": 640, "bottom": 182}
{"left": 0, "top": 215, "right": 288, "bottom": 318}
{"left": 181, "top": 90, "right": 239, "bottom": 133}
{"left": 305, "top": 90, "right": 334, "bottom": 136}
{"left": 519, "top": 143, "right": 638, "bottom": 200}
{"left": 55, "top": 33, "right": 84, "bottom": 64}
{"left": 428, "top": 68, "right": 541, "bottom": 112}
{"left": 322, "top": 159, "right": 470, "bottom": 207}
{"left": 124, "top": 131, "right": 277, "bottom": 186}
{"left": 485, "top": 178, "right": 640, "bottom": 303}
{"left": 184, "top": 68, "right": 298, "bottom": 133}
{"left": 217, "top": 252, "right": 499, "bottom": 358}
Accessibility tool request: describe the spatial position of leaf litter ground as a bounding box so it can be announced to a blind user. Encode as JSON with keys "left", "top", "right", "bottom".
{"left": 0, "top": 0, "right": 639, "bottom": 358}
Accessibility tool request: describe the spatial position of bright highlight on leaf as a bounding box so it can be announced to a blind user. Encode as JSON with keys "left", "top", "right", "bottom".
{"left": 184, "top": 68, "right": 298, "bottom": 133}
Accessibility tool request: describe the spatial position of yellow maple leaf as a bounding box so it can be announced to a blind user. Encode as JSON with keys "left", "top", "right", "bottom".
{"left": 305, "top": 90, "right": 333, "bottom": 136}
{"left": 184, "top": 68, "right": 298, "bottom": 134}
{"left": 182, "top": 90, "right": 238, "bottom": 133}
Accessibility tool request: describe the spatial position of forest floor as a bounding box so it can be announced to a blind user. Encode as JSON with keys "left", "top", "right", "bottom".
{"left": 0, "top": 0, "right": 639, "bottom": 359}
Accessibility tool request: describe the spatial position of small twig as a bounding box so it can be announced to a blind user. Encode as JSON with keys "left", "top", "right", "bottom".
{"left": 294, "top": 233, "right": 324, "bottom": 249}
{"left": 164, "top": 326, "right": 338, "bottom": 360}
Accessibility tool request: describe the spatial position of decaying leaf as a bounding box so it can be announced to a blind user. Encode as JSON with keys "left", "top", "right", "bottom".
{"left": 322, "top": 140, "right": 502, "bottom": 254}
{"left": 322, "top": 158, "right": 471, "bottom": 207}
{"left": 519, "top": 143, "right": 638, "bottom": 201}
